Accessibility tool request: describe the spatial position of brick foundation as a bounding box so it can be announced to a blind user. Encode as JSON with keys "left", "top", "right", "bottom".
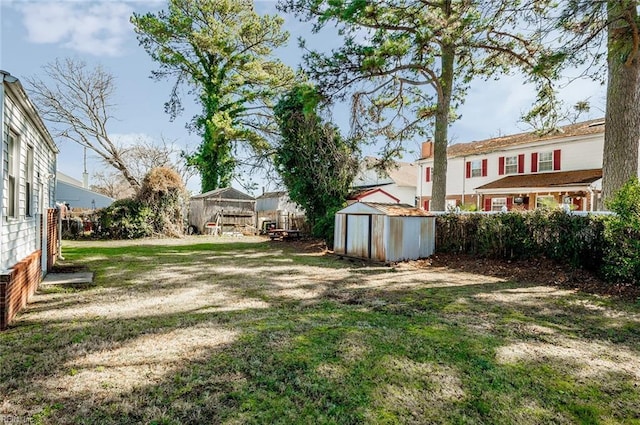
{"left": 0, "top": 250, "right": 42, "bottom": 330}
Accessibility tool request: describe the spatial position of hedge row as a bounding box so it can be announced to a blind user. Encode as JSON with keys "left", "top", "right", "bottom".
{"left": 435, "top": 210, "right": 638, "bottom": 286}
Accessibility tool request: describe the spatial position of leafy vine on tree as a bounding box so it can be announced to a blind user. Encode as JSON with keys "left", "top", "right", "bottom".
{"left": 132, "top": 0, "right": 296, "bottom": 191}
{"left": 274, "top": 84, "right": 359, "bottom": 246}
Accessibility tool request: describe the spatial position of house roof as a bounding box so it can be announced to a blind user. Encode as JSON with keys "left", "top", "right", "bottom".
{"left": 339, "top": 202, "right": 431, "bottom": 217}
{"left": 475, "top": 169, "right": 603, "bottom": 190}
{"left": 421, "top": 119, "right": 605, "bottom": 160}
{"left": 353, "top": 157, "right": 417, "bottom": 188}
{"left": 191, "top": 187, "right": 255, "bottom": 201}
{"left": 349, "top": 188, "right": 400, "bottom": 203}
{"left": 2, "top": 70, "right": 59, "bottom": 154}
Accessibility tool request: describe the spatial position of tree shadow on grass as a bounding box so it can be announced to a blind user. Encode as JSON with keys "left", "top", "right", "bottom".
{"left": 2, "top": 240, "right": 639, "bottom": 424}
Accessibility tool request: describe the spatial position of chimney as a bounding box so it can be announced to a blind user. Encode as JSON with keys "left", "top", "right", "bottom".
{"left": 421, "top": 141, "right": 434, "bottom": 158}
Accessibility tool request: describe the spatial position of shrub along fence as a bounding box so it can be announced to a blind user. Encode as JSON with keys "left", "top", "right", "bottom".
{"left": 435, "top": 209, "right": 638, "bottom": 286}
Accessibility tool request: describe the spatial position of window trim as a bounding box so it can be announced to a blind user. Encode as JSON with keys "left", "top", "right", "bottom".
{"left": 470, "top": 160, "right": 482, "bottom": 178}
{"left": 6, "top": 130, "right": 19, "bottom": 218}
{"left": 491, "top": 197, "right": 507, "bottom": 212}
{"left": 504, "top": 156, "right": 518, "bottom": 175}
{"left": 538, "top": 151, "right": 553, "bottom": 172}
{"left": 26, "top": 145, "right": 34, "bottom": 217}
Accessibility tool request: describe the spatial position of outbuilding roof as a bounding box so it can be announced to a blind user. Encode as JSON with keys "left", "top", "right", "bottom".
{"left": 191, "top": 187, "right": 255, "bottom": 201}
{"left": 338, "top": 202, "right": 431, "bottom": 217}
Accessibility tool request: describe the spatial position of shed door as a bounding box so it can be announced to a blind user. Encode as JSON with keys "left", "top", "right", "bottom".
{"left": 346, "top": 214, "right": 371, "bottom": 259}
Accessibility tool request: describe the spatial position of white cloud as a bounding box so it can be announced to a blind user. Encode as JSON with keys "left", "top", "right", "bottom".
{"left": 17, "top": 1, "right": 134, "bottom": 56}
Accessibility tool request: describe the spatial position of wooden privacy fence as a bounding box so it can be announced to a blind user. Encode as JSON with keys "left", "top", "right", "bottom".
{"left": 47, "top": 208, "right": 59, "bottom": 270}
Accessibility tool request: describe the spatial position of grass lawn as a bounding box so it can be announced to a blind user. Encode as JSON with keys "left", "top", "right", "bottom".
{"left": 1, "top": 236, "right": 639, "bottom": 425}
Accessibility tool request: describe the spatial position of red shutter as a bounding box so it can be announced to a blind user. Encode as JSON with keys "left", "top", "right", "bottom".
{"left": 425, "top": 167, "right": 431, "bottom": 182}
{"left": 518, "top": 154, "right": 525, "bottom": 173}
{"left": 482, "top": 159, "right": 488, "bottom": 177}
{"left": 466, "top": 161, "right": 471, "bottom": 178}
{"left": 506, "top": 197, "right": 513, "bottom": 210}
{"left": 498, "top": 156, "right": 505, "bottom": 175}
{"left": 484, "top": 198, "right": 491, "bottom": 211}
{"left": 423, "top": 200, "right": 430, "bottom": 211}
{"left": 553, "top": 149, "right": 561, "bottom": 170}
{"left": 531, "top": 152, "right": 538, "bottom": 172}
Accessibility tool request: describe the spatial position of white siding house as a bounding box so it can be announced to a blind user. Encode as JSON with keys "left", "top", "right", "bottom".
{"left": 1, "top": 70, "right": 58, "bottom": 329}
{"left": 352, "top": 158, "right": 417, "bottom": 206}
{"left": 415, "top": 119, "right": 621, "bottom": 211}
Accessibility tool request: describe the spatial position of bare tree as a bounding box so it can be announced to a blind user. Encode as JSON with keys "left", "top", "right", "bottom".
{"left": 117, "top": 135, "right": 196, "bottom": 185}
{"left": 26, "top": 58, "right": 141, "bottom": 190}
{"left": 91, "top": 136, "right": 197, "bottom": 199}
{"left": 90, "top": 171, "right": 134, "bottom": 200}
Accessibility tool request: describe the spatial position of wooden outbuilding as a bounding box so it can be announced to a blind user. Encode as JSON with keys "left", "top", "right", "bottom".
{"left": 334, "top": 202, "right": 435, "bottom": 262}
{"left": 189, "top": 187, "right": 256, "bottom": 235}
{"left": 255, "top": 191, "right": 306, "bottom": 233}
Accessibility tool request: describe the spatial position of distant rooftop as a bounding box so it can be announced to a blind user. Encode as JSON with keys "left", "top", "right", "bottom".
{"left": 420, "top": 118, "right": 606, "bottom": 160}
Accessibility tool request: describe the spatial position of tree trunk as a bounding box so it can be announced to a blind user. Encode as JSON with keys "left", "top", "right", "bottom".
{"left": 431, "top": 43, "right": 455, "bottom": 212}
{"left": 602, "top": 1, "right": 640, "bottom": 207}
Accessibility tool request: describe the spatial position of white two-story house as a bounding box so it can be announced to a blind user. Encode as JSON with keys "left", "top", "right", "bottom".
{"left": 415, "top": 119, "right": 631, "bottom": 211}
{"left": 1, "top": 70, "right": 58, "bottom": 330}
{"left": 351, "top": 157, "right": 418, "bottom": 206}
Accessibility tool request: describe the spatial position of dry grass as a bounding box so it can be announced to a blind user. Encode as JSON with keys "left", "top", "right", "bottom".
{"left": 1, "top": 236, "right": 639, "bottom": 424}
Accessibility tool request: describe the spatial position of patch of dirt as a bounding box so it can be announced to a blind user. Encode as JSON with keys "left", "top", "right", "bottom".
{"left": 273, "top": 237, "right": 329, "bottom": 253}
{"left": 412, "top": 253, "right": 640, "bottom": 302}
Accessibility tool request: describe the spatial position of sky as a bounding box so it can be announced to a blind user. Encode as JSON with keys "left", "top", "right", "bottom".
{"left": 0, "top": 0, "right": 607, "bottom": 195}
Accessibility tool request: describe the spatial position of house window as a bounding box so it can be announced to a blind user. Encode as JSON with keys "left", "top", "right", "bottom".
{"left": 538, "top": 152, "right": 553, "bottom": 171}
{"left": 466, "top": 159, "right": 487, "bottom": 178}
{"left": 491, "top": 198, "right": 507, "bottom": 212}
{"left": 471, "top": 160, "right": 482, "bottom": 177}
{"left": 7, "top": 131, "right": 18, "bottom": 218}
{"left": 26, "top": 145, "right": 34, "bottom": 216}
{"left": 505, "top": 156, "right": 518, "bottom": 174}
{"left": 445, "top": 199, "right": 458, "bottom": 211}
{"left": 536, "top": 195, "right": 556, "bottom": 209}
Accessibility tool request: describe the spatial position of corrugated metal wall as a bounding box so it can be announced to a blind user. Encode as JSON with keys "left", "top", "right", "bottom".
{"left": 346, "top": 214, "right": 371, "bottom": 259}
{"left": 335, "top": 212, "right": 435, "bottom": 262}
{"left": 333, "top": 213, "right": 346, "bottom": 254}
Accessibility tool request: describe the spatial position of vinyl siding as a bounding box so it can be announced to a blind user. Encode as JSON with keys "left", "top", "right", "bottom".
{"left": 1, "top": 85, "right": 56, "bottom": 272}
{"left": 417, "top": 133, "right": 605, "bottom": 199}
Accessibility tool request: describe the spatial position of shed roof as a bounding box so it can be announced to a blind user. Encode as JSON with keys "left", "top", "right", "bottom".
{"left": 475, "top": 168, "right": 603, "bottom": 190}
{"left": 421, "top": 119, "right": 605, "bottom": 160}
{"left": 338, "top": 202, "right": 431, "bottom": 216}
{"left": 255, "top": 191, "right": 287, "bottom": 200}
{"left": 191, "top": 187, "right": 255, "bottom": 201}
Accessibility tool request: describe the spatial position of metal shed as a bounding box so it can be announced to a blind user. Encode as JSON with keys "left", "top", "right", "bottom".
{"left": 334, "top": 202, "right": 435, "bottom": 262}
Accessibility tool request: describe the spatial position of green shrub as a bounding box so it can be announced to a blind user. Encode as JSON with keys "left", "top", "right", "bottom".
{"left": 97, "top": 198, "right": 153, "bottom": 239}
{"left": 436, "top": 209, "right": 604, "bottom": 270}
{"left": 601, "top": 178, "right": 640, "bottom": 285}
{"left": 312, "top": 203, "right": 343, "bottom": 249}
